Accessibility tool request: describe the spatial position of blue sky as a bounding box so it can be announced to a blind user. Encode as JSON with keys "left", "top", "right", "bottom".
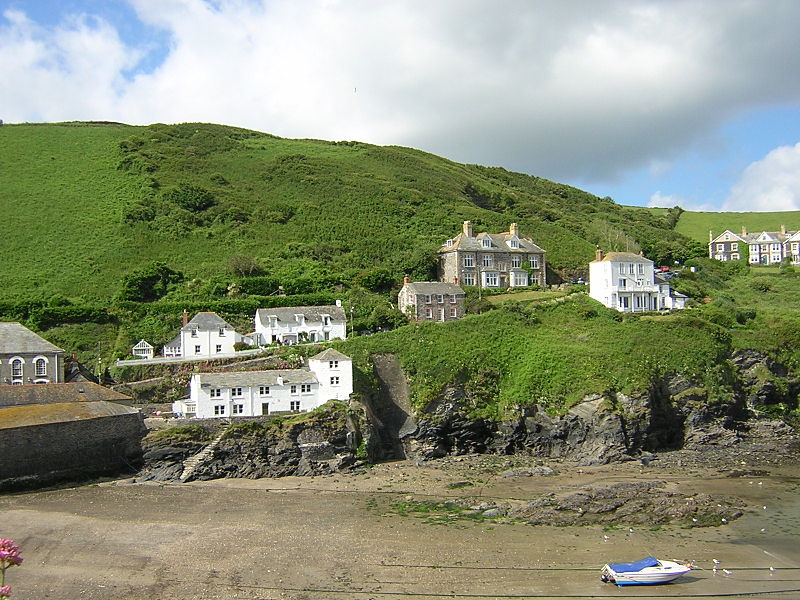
{"left": 2, "top": 0, "right": 799, "bottom": 212}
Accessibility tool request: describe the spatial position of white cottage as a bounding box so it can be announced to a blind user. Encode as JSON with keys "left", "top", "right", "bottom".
{"left": 162, "top": 311, "right": 249, "bottom": 358}
{"left": 589, "top": 250, "right": 686, "bottom": 312}
{"left": 175, "top": 349, "right": 353, "bottom": 419}
{"left": 131, "top": 339, "right": 154, "bottom": 360}
{"left": 253, "top": 303, "right": 347, "bottom": 346}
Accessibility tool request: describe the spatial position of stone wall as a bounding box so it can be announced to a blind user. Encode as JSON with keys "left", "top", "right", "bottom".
{"left": 0, "top": 413, "right": 147, "bottom": 491}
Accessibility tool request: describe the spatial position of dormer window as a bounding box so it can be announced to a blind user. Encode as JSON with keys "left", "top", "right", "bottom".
{"left": 322, "top": 315, "right": 330, "bottom": 326}
{"left": 446, "top": 239, "right": 453, "bottom": 247}
{"left": 482, "top": 238, "right": 492, "bottom": 248}
{"left": 218, "top": 328, "right": 225, "bottom": 336}
{"left": 509, "top": 238, "right": 519, "bottom": 249}
{"left": 296, "top": 314, "right": 305, "bottom": 325}
{"left": 191, "top": 328, "right": 198, "bottom": 338}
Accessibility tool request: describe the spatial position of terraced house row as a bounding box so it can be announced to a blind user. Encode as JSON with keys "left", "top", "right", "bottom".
{"left": 709, "top": 226, "right": 800, "bottom": 265}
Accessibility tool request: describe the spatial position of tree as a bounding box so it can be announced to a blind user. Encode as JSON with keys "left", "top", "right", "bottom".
{"left": 163, "top": 183, "right": 215, "bottom": 213}
{"left": 118, "top": 262, "right": 185, "bottom": 302}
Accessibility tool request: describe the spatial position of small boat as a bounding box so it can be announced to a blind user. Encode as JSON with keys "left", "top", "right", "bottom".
{"left": 601, "top": 556, "right": 692, "bottom": 586}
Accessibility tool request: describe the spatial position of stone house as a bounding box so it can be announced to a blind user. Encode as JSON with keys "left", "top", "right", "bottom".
{"left": 709, "top": 226, "right": 799, "bottom": 265}
{"left": 589, "top": 250, "right": 686, "bottom": 312}
{"left": 174, "top": 348, "right": 353, "bottom": 419}
{"left": 0, "top": 382, "right": 146, "bottom": 491}
{"left": 397, "top": 279, "right": 466, "bottom": 322}
{"left": 253, "top": 303, "right": 347, "bottom": 346}
{"left": 438, "top": 221, "right": 546, "bottom": 288}
{"left": 0, "top": 322, "right": 64, "bottom": 384}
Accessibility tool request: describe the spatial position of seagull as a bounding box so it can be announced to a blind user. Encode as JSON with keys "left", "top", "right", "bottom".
{"left": 713, "top": 567, "right": 718, "bottom": 575}
{"left": 713, "top": 559, "right": 720, "bottom": 565}
{"left": 758, "top": 481, "right": 763, "bottom": 486}
{"left": 692, "top": 518, "right": 699, "bottom": 524}
{"left": 628, "top": 528, "right": 635, "bottom": 533}
{"left": 761, "top": 528, "right": 767, "bottom": 533}
{"left": 721, "top": 518, "right": 728, "bottom": 524}
{"left": 723, "top": 569, "right": 733, "bottom": 576}
{"left": 763, "top": 506, "right": 768, "bottom": 510}
{"left": 769, "top": 567, "right": 776, "bottom": 573}
{"left": 603, "top": 535, "right": 610, "bottom": 542}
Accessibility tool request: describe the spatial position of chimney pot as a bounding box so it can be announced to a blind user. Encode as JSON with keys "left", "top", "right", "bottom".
{"left": 781, "top": 224, "right": 786, "bottom": 235}
{"left": 595, "top": 246, "right": 603, "bottom": 261}
{"left": 182, "top": 309, "right": 189, "bottom": 326}
{"left": 742, "top": 226, "right": 747, "bottom": 236}
{"left": 462, "top": 220, "right": 473, "bottom": 237}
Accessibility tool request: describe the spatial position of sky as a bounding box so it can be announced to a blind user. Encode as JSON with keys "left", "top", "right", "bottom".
{"left": 2, "top": 0, "right": 800, "bottom": 212}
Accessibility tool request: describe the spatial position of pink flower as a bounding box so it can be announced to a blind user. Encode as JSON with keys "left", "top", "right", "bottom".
{"left": 0, "top": 584, "right": 11, "bottom": 597}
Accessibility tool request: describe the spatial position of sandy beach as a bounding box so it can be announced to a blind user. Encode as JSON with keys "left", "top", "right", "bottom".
{"left": 2, "top": 451, "right": 800, "bottom": 600}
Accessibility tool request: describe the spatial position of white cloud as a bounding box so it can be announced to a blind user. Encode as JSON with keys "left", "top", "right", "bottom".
{"left": 723, "top": 143, "right": 800, "bottom": 212}
{"left": 648, "top": 191, "right": 718, "bottom": 212}
{"left": 2, "top": 0, "right": 800, "bottom": 188}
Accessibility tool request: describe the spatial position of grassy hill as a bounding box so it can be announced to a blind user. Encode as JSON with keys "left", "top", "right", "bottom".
{"left": 1, "top": 121, "right": 699, "bottom": 302}
{"left": 675, "top": 211, "right": 800, "bottom": 243}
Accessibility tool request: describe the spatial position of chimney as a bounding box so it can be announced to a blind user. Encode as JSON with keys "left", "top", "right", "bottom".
{"left": 595, "top": 246, "right": 603, "bottom": 261}
{"left": 509, "top": 223, "right": 519, "bottom": 237}
{"left": 781, "top": 224, "right": 786, "bottom": 235}
{"left": 403, "top": 276, "right": 410, "bottom": 285}
{"left": 335, "top": 299, "right": 342, "bottom": 307}
{"left": 462, "top": 220, "right": 473, "bottom": 237}
{"left": 709, "top": 230, "right": 713, "bottom": 242}
{"left": 277, "top": 375, "right": 283, "bottom": 386}
{"left": 182, "top": 309, "right": 189, "bottom": 326}
{"left": 742, "top": 226, "right": 747, "bottom": 236}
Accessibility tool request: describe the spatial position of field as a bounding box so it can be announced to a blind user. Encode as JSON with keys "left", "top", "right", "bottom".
{"left": 675, "top": 210, "right": 800, "bottom": 242}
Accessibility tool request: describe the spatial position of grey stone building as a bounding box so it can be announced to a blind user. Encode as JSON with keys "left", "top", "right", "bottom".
{"left": 397, "top": 279, "right": 466, "bottom": 322}
{"left": 0, "top": 322, "right": 64, "bottom": 384}
{"left": 438, "top": 221, "right": 546, "bottom": 289}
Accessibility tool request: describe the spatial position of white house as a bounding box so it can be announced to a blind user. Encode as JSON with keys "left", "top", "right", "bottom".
{"left": 589, "top": 250, "right": 686, "bottom": 312}
{"left": 162, "top": 312, "right": 248, "bottom": 358}
{"left": 174, "top": 348, "right": 353, "bottom": 419}
{"left": 131, "top": 339, "right": 154, "bottom": 360}
{"left": 253, "top": 303, "right": 347, "bottom": 346}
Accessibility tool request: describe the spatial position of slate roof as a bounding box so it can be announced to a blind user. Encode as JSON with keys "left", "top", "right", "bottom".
{"left": 403, "top": 282, "right": 465, "bottom": 296}
{"left": 256, "top": 305, "right": 347, "bottom": 323}
{"left": 192, "top": 369, "right": 318, "bottom": 387}
{"left": 441, "top": 231, "right": 545, "bottom": 254}
{"left": 310, "top": 348, "right": 351, "bottom": 362}
{"left": 0, "top": 401, "right": 141, "bottom": 430}
{"left": 0, "top": 322, "right": 63, "bottom": 354}
{"left": 0, "top": 382, "right": 133, "bottom": 407}
{"left": 591, "top": 252, "right": 653, "bottom": 264}
{"left": 182, "top": 312, "right": 233, "bottom": 331}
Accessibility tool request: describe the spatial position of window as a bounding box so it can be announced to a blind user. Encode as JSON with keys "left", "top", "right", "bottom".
{"left": 463, "top": 255, "right": 474, "bottom": 267}
{"left": 637, "top": 264, "right": 644, "bottom": 275}
{"left": 214, "top": 405, "right": 225, "bottom": 415}
{"left": 301, "top": 383, "right": 312, "bottom": 393}
{"left": 330, "top": 376, "right": 340, "bottom": 385}
{"left": 618, "top": 263, "right": 625, "bottom": 274}
{"left": 290, "top": 400, "right": 301, "bottom": 411}
{"left": 194, "top": 345, "right": 201, "bottom": 354}
{"left": 218, "top": 328, "right": 226, "bottom": 336}
{"left": 628, "top": 264, "right": 635, "bottom": 274}
{"left": 511, "top": 256, "right": 521, "bottom": 268}
{"left": 731, "top": 243, "right": 738, "bottom": 251}
{"left": 514, "top": 272, "right": 527, "bottom": 286}
{"left": 259, "top": 386, "right": 270, "bottom": 396}
{"left": 329, "top": 360, "right": 339, "bottom": 369}
{"left": 530, "top": 256, "right": 538, "bottom": 268}
{"left": 191, "top": 329, "right": 198, "bottom": 338}
{"left": 450, "top": 308, "right": 457, "bottom": 318}
{"left": 618, "top": 279, "right": 627, "bottom": 289}
{"left": 215, "top": 344, "right": 222, "bottom": 353}
{"left": 446, "top": 239, "right": 453, "bottom": 247}
{"left": 450, "top": 295, "right": 456, "bottom": 304}
{"left": 485, "top": 273, "right": 498, "bottom": 286}
{"left": 231, "top": 387, "right": 243, "bottom": 397}
{"left": 424, "top": 295, "right": 432, "bottom": 304}
{"left": 482, "top": 255, "right": 493, "bottom": 267}
{"left": 436, "top": 294, "right": 444, "bottom": 303}
{"left": 439, "top": 308, "right": 445, "bottom": 321}
{"left": 261, "top": 402, "right": 269, "bottom": 415}
{"left": 463, "top": 273, "right": 475, "bottom": 286}
{"left": 232, "top": 404, "right": 244, "bottom": 415}
{"left": 210, "top": 388, "right": 222, "bottom": 398}
{"left": 509, "top": 238, "right": 519, "bottom": 249}
{"left": 731, "top": 253, "right": 740, "bottom": 260}
{"left": 482, "top": 238, "right": 492, "bottom": 248}
{"left": 290, "top": 385, "right": 298, "bottom": 394}
{"left": 35, "top": 358, "right": 47, "bottom": 377}
{"left": 716, "top": 243, "right": 724, "bottom": 251}
{"left": 11, "top": 359, "right": 23, "bottom": 378}
{"left": 425, "top": 308, "right": 433, "bottom": 319}
{"left": 322, "top": 315, "right": 330, "bottom": 326}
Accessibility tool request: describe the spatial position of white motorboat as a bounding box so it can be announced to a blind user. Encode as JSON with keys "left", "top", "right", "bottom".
{"left": 601, "top": 556, "right": 692, "bottom": 586}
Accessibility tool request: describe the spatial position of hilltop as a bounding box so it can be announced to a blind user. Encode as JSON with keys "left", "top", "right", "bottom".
{"left": 1, "top": 121, "right": 700, "bottom": 301}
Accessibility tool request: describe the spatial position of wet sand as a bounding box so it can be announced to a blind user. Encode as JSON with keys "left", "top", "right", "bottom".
{"left": 2, "top": 455, "right": 800, "bottom": 600}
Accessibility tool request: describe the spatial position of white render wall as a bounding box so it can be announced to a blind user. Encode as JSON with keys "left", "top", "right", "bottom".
{"left": 308, "top": 355, "right": 353, "bottom": 401}
{"left": 180, "top": 327, "right": 244, "bottom": 357}
{"left": 254, "top": 313, "right": 346, "bottom": 345}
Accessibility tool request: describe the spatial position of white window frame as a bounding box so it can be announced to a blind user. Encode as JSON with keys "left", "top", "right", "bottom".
{"left": 301, "top": 383, "right": 312, "bottom": 393}
{"left": 214, "top": 405, "right": 225, "bottom": 415}
{"left": 290, "top": 400, "right": 301, "bottom": 411}
{"left": 482, "top": 238, "right": 492, "bottom": 248}
{"left": 511, "top": 256, "right": 521, "bottom": 268}
{"left": 231, "top": 387, "right": 243, "bottom": 397}
{"left": 232, "top": 404, "right": 244, "bottom": 415}
{"left": 259, "top": 386, "right": 270, "bottom": 396}
{"left": 34, "top": 357, "right": 47, "bottom": 377}
{"left": 482, "top": 255, "right": 493, "bottom": 267}
{"left": 210, "top": 388, "right": 222, "bottom": 398}
{"left": 463, "top": 255, "right": 474, "bottom": 267}
{"left": 530, "top": 256, "right": 539, "bottom": 269}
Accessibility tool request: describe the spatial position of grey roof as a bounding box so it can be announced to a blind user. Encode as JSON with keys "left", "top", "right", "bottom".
{"left": 163, "top": 334, "right": 182, "bottom": 349}
{"left": 441, "top": 231, "right": 545, "bottom": 254}
{"left": 0, "top": 382, "right": 133, "bottom": 408}
{"left": 182, "top": 312, "right": 233, "bottom": 331}
{"left": 403, "top": 282, "right": 465, "bottom": 296}
{"left": 591, "top": 252, "right": 653, "bottom": 264}
{"left": 193, "top": 369, "right": 318, "bottom": 387}
{"left": 0, "top": 400, "right": 140, "bottom": 430}
{"left": 0, "top": 322, "right": 63, "bottom": 354}
{"left": 256, "top": 305, "right": 347, "bottom": 323}
{"left": 310, "top": 348, "right": 351, "bottom": 362}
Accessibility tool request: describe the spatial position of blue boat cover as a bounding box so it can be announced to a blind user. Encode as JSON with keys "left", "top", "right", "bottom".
{"left": 608, "top": 557, "right": 660, "bottom": 573}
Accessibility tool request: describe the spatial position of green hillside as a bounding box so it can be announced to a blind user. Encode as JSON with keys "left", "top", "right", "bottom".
{"left": 1, "top": 121, "right": 700, "bottom": 301}
{"left": 675, "top": 211, "right": 800, "bottom": 243}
